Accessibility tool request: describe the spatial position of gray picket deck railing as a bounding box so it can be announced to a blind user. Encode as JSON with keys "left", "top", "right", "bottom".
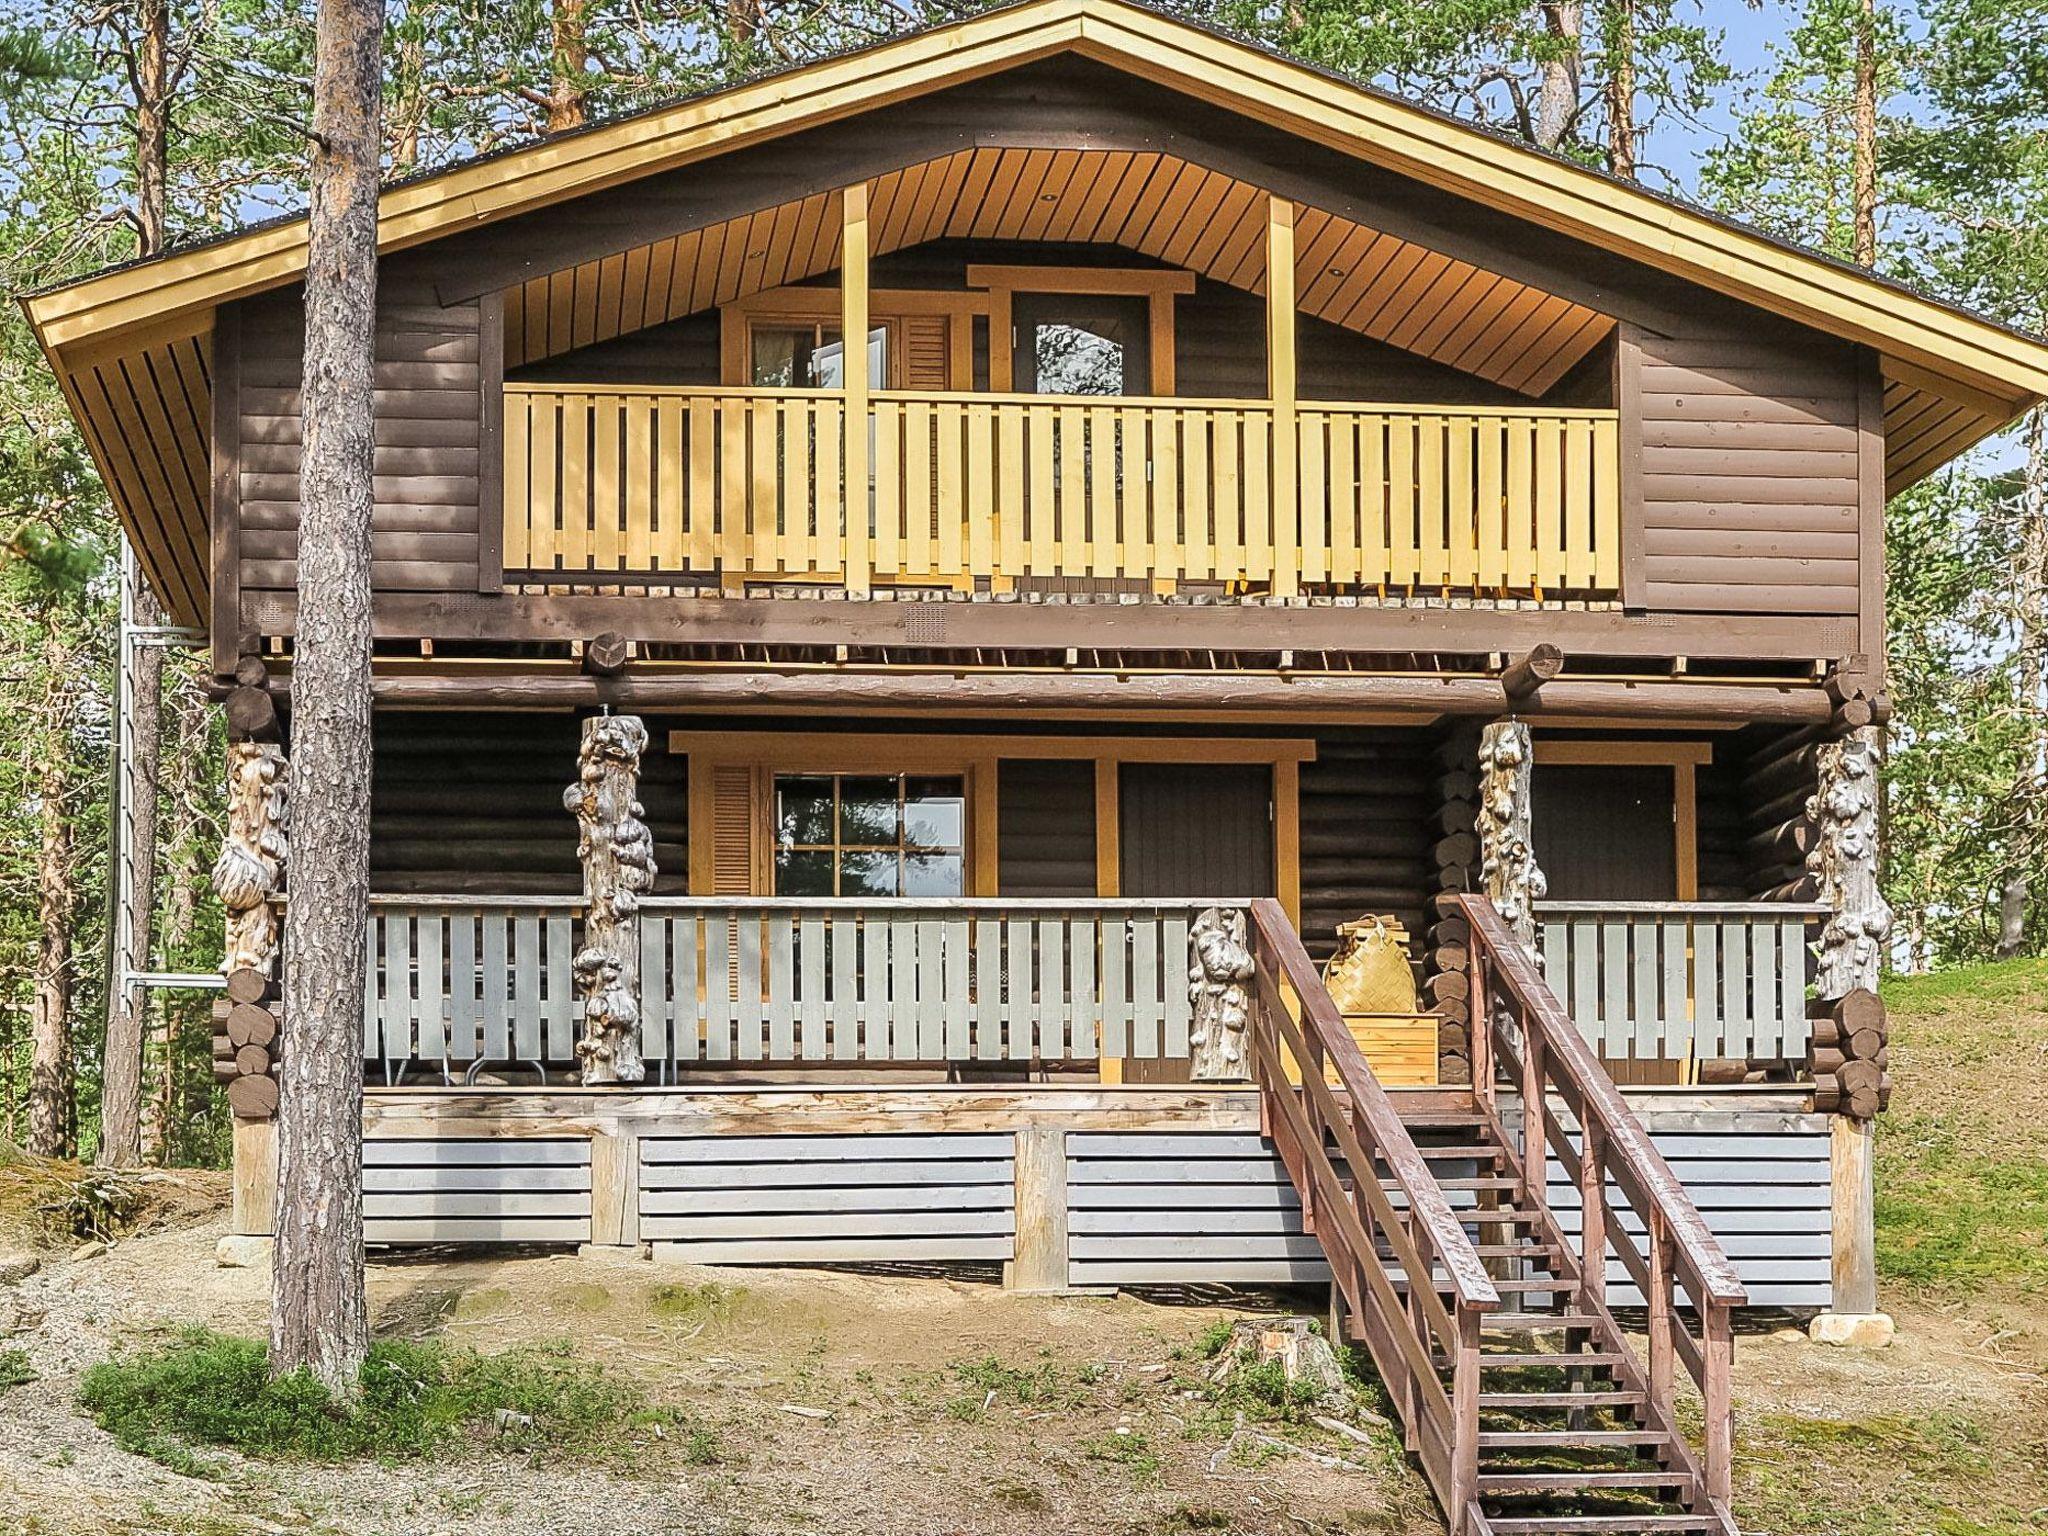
{"left": 362, "top": 896, "right": 1217, "bottom": 1075}
{"left": 1536, "top": 901, "right": 1828, "bottom": 1064}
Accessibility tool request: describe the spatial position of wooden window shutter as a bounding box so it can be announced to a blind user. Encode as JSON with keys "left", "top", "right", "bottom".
{"left": 711, "top": 765, "right": 757, "bottom": 893}
{"left": 903, "top": 316, "right": 951, "bottom": 389}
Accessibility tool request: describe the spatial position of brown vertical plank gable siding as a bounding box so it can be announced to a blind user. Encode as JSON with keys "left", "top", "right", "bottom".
{"left": 234, "top": 257, "right": 488, "bottom": 600}
{"left": 1634, "top": 317, "right": 1864, "bottom": 617}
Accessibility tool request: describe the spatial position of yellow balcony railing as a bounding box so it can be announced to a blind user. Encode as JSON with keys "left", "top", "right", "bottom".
{"left": 502, "top": 384, "right": 1621, "bottom": 595}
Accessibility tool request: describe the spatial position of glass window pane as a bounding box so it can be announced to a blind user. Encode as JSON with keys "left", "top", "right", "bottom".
{"left": 751, "top": 326, "right": 809, "bottom": 387}
{"left": 775, "top": 775, "right": 835, "bottom": 847}
{"left": 903, "top": 775, "right": 964, "bottom": 849}
{"left": 903, "top": 851, "right": 964, "bottom": 897}
{"left": 775, "top": 848, "right": 835, "bottom": 896}
{"left": 1031, "top": 320, "right": 1125, "bottom": 395}
{"left": 838, "top": 776, "right": 899, "bottom": 845}
{"left": 840, "top": 849, "right": 899, "bottom": 897}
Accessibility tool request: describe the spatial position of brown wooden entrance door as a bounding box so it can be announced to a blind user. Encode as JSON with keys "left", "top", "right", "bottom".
{"left": 1531, "top": 764, "right": 1678, "bottom": 901}
{"left": 1118, "top": 762, "right": 1275, "bottom": 900}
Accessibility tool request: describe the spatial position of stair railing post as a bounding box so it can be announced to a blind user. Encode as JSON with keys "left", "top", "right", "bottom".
{"left": 1466, "top": 943, "right": 1494, "bottom": 1110}
{"left": 1404, "top": 1208, "right": 1428, "bottom": 1451}
{"left": 1518, "top": 1020, "right": 1547, "bottom": 1218}
{"left": 1703, "top": 1298, "right": 1735, "bottom": 1505}
{"left": 1449, "top": 1302, "right": 1481, "bottom": 1530}
{"left": 1577, "top": 1115, "right": 1607, "bottom": 1311}
{"left": 1646, "top": 1209, "right": 1675, "bottom": 1407}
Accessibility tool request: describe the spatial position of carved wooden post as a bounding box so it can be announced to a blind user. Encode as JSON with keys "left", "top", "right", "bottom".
{"left": 214, "top": 741, "right": 289, "bottom": 980}
{"left": 211, "top": 737, "right": 287, "bottom": 1242}
{"left": 1188, "top": 905, "right": 1254, "bottom": 1081}
{"left": 1806, "top": 725, "right": 1895, "bottom": 1341}
{"left": 564, "top": 714, "right": 656, "bottom": 1086}
{"left": 1476, "top": 721, "right": 1545, "bottom": 952}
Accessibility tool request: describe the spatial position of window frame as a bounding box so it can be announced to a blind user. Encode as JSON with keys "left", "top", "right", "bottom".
{"left": 771, "top": 770, "right": 969, "bottom": 898}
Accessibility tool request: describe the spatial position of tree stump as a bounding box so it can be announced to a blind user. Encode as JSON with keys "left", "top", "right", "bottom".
{"left": 564, "top": 714, "right": 656, "bottom": 1085}
{"left": 1208, "top": 1317, "right": 1351, "bottom": 1406}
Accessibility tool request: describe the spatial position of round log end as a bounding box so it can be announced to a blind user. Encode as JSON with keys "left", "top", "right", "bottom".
{"left": 226, "top": 1073, "right": 279, "bottom": 1120}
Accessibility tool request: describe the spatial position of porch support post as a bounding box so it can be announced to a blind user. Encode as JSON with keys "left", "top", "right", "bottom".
{"left": 1808, "top": 724, "right": 1895, "bottom": 1346}
{"left": 565, "top": 714, "right": 656, "bottom": 1086}
{"left": 841, "top": 181, "right": 872, "bottom": 595}
{"left": 1476, "top": 720, "right": 1545, "bottom": 953}
{"left": 584, "top": 1129, "right": 644, "bottom": 1255}
{"left": 1007, "top": 1124, "right": 1069, "bottom": 1293}
{"left": 213, "top": 719, "right": 288, "bottom": 1243}
{"left": 1266, "top": 194, "right": 1299, "bottom": 599}
{"left": 1188, "top": 906, "right": 1254, "bottom": 1081}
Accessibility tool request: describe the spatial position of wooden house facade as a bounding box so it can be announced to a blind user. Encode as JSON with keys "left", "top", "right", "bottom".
{"left": 29, "top": 5, "right": 2048, "bottom": 1533}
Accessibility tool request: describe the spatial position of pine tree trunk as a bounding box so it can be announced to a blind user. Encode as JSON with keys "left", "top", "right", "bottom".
{"left": 101, "top": 582, "right": 165, "bottom": 1167}
{"left": 100, "top": 0, "right": 176, "bottom": 1169}
{"left": 547, "top": 0, "right": 589, "bottom": 132}
{"left": 28, "top": 619, "right": 76, "bottom": 1159}
{"left": 1852, "top": 0, "right": 1877, "bottom": 266}
{"left": 2000, "top": 407, "right": 2048, "bottom": 958}
{"left": 271, "top": 0, "right": 382, "bottom": 1399}
{"left": 1536, "top": 2, "right": 1583, "bottom": 150}
{"left": 1604, "top": 0, "right": 1636, "bottom": 177}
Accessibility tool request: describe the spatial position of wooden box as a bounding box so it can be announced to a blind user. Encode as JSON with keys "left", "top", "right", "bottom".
{"left": 1280, "top": 1013, "right": 1440, "bottom": 1088}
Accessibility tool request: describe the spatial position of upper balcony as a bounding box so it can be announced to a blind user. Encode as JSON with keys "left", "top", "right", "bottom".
{"left": 500, "top": 384, "right": 1621, "bottom": 600}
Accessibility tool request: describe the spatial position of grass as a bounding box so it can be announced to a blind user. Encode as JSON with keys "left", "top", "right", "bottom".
{"left": 1875, "top": 957, "right": 2048, "bottom": 1291}
{"left": 0, "top": 1347, "right": 36, "bottom": 1392}
{"left": 77, "top": 1328, "right": 673, "bottom": 1476}
{"left": 1740, "top": 1409, "right": 2041, "bottom": 1536}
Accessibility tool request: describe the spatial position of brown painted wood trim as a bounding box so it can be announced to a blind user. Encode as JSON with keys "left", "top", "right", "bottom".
{"left": 1616, "top": 322, "right": 1647, "bottom": 610}
{"left": 1673, "top": 759, "right": 1699, "bottom": 902}
{"left": 1856, "top": 350, "right": 1886, "bottom": 669}
{"left": 286, "top": 589, "right": 1861, "bottom": 662}
{"left": 209, "top": 303, "right": 243, "bottom": 674}
{"left": 352, "top": 667, "right": 1836, "bottom": 723}
{"left": 476, "top": 292, "right": 506, "bottom": 594}
{"left": 1093, "top": 757, "right": 1120, "bottom": 898}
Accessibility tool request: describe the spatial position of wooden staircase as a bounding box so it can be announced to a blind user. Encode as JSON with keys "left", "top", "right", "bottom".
{"left": 1242, "top": 896, "right": 1745, "bottom": 1536}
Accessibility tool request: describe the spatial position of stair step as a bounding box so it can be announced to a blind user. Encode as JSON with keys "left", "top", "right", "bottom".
{"left": 1399, "top": 1276, "right": 1573, "bottom": 1294}
{"left": 1411, "top": 1143, "right": 1505, "bottom": 1160}
{"left": 1419, "top": 1176, "right": 1523, "bottom": 1192}
{"left": 1484, "top": 1313, "right": 1604, "bottom": 1330}
{"left": 1483, "top": 1518, "right": 1720, "bottom": 1534}
{"left": 1480, "top": 1470, "right": 1690, "bottom": 1493}
{"left": 1479, "top": 1391, "right": 1646, "bottom": 1410}
{"left": 1479, "top": 1352, "right": 1628, "bottom": 1371}
{"left": 1480, "top": 1430, "right": 1670, "bottom": 1450}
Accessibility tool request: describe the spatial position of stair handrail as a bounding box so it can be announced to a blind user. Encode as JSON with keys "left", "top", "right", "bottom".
{"left": 1459, "top": 892, "right": 1745, "bottom": 1511}
{"left": 1243, "top": 898, "right": 1497, "bottom": 1525}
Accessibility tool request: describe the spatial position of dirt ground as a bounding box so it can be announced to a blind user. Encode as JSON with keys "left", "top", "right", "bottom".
{"left": 0, "top": 1200, "right": 2043, "bottom": 1536}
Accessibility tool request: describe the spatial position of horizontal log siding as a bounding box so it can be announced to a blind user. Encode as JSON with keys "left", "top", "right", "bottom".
{"left": 363, "top": 1137, "right": 592, "bottom": 1245}
{"left": 1635, "top": 323, "right": 1863, "bottom": 615}
{"left": 641, "top": 1132, "right": 1016, "bottom": 1263}
{"left": 235, "top": 262, "right": 493, "bottom": 599}
{"left": 1299, "top": 730, "right": 1434, "bottom": 963}
{"left": 370, "top": 709, "right": 686, "bottom": 895}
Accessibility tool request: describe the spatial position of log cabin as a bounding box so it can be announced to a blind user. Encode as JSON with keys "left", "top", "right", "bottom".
{"left": 26, "top": 4, "right": 2048, "bottom": 1531}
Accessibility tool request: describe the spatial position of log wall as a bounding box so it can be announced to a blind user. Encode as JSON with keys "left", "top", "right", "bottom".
{"left": 1631, "top": 319, "right": 1864, "bottom": 618}
{"left": 234, "top": 257, "right": 500, "bottom": 601}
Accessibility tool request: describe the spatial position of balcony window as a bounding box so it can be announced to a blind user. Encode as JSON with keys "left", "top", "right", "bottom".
{"left": 773, "top": 772, "right": 966, "bottom": 896}
{"left": 750, "top": 321, "right": 889, "bottom": 389}
{"left": 1014, "top": 293, "right": 1149, "bottom": 395}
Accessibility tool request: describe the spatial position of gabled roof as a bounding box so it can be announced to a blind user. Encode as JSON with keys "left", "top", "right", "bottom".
{"left": 22, "top": 0, "right": 2048, "bottom": 623}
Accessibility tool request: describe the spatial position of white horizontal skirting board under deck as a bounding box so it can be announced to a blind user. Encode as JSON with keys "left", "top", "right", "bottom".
{"left": 638, "top": 1132, "right": 1016, "bottom": 1261}
{"left": 364, "top": 1137, "right": 593, "bottom": 1246}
